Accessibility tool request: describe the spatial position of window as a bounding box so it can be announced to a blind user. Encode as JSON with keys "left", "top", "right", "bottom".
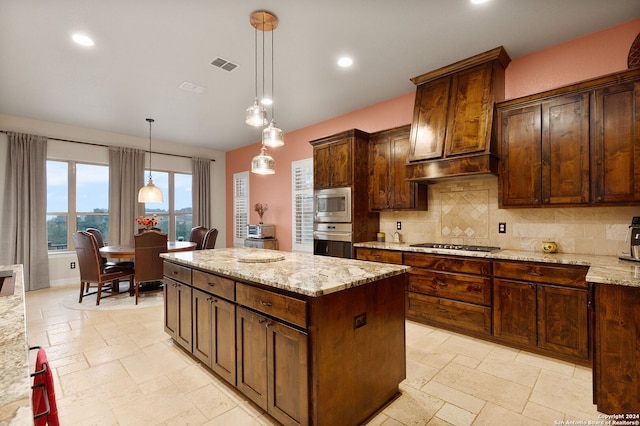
{"left": 292, "top": 159, "right": 313, "bottom": 252}
{"left": 233, "top": 171, "right": 249, "bottom": 246}
{"left": 142, "top": 170, "right": 193, "bottom": 240}
{"left": 46, "top": 161, "right": 109, "bottom": 250}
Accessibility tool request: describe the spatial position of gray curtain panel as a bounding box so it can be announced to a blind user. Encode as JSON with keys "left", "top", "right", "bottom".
{"left": 192, "top": 157, "right": 211, "bottom": 228}
{"left": 1, "top": 132, "right": 50, "bottom": 291}
{"left": 108, "top": 147, "right": 145, "bottom": 247}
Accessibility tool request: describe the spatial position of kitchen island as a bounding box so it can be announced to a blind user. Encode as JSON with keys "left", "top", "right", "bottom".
{"left": 161, "top": 248, "right": 410, "bottom": 426}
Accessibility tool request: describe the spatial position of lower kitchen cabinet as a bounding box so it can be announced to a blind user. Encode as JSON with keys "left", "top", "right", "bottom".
{"left": 493, "top": 261, "right": 590, "bottom": 364}
{"left": 237, "top": 307, "right": 308, "bottom": 426}
{"left": 164, "top": 276, "right": 192, "bottom": 351}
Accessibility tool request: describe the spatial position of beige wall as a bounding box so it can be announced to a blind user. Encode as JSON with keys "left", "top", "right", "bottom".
{"left": 379, "top": 177, "right": 637, "bottom": 256}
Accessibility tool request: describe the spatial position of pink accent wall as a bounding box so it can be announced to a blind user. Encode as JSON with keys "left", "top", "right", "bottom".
{"left": 225, "top": 18, "right": 640, "bottom": 250}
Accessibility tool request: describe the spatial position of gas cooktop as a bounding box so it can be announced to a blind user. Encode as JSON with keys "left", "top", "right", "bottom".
{"left": 409, "top": 243, "right": 501, "bottom": 253}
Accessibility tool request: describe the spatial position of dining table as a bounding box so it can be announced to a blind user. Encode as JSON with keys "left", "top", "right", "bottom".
{"left": 99, "top": 241, "right": 197, "bottom": 259}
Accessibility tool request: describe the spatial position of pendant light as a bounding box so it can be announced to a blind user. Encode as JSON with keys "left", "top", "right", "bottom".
{"left": 251, "top": 144, "right": 275, "bottom": 175}
{"left": 138, "top": 118, "right": 164, "bottom": 203}
{"left": 245, "top": 13, "right": 267, "bottom": 127}
{"left": 262, "top": 21, "right": 284, "bottom": 148}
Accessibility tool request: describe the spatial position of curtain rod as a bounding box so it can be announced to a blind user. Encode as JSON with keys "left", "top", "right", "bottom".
{"left": 0, "top": 130, "right": 216, "bottom": 162}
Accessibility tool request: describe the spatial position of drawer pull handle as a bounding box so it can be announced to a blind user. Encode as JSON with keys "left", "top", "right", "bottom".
{"left": 259, "top": 319, "right": 267, "bottom": 324}
{"left": 207, "top": 297, "right": 218, "bottom": 303}
{"left": 207, "top": 281, "right": 215, "bottom": 287}
{"left": 172, "top": 270, "right": 178, "bottom": 275}
{"left": 436, "top": 281, "right": 448, "bottom": 287}
{"left": 373, "top": 255, "right": 381, "bottom": 259}
{"left": 259, "top": 301, "right": 272, "bottom": 307}
{"left": 530, "top": 270, "right": 544, "bottom": 277}
{"left": 437, "top": 308, "right": 448, "bottom": 314}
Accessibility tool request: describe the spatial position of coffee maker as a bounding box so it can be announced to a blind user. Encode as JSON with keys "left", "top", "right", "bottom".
{"left": 620, "top": 216, "right": 640, "bottom": 262}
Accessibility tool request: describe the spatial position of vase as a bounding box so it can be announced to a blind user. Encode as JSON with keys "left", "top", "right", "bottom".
{"left": 542, "top": 241, "right": 557, "bottom": 253}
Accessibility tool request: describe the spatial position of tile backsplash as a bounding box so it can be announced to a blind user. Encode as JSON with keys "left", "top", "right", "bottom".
{"left": 379, "top": 177, "right": 638, "bottom": 256}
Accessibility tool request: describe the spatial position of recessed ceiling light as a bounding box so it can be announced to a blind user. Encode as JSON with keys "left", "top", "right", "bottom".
{"left": 470, "top": 0, "right": 490, "bottom": 4}
{"left": 72, "top": 33, "right": 94, "bottom": 47}
{"left": 337, "top": 57, "right": 353, "bottom": 68}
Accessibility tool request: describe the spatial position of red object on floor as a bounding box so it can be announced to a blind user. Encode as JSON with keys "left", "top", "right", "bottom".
{"left": 32, "top": 348, "right": 59, "bottom": 425}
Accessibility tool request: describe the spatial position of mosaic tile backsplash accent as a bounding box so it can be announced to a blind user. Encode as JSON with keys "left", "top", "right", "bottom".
{"left": 379, "top": 177, "right": 638, "bottom": 256}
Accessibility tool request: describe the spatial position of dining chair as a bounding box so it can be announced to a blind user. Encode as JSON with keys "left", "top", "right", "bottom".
{"left": 72, "top": 231, "right": 135, "bottom": 305}
{"left": 189, "top": 226, "right": 208, "bottom": 250}
{"left": 86, "top": 228, "right": 135, "bottom": 283}
{"left": 202, "top": 228, "right": 218, "bottom": 250}
{"left": 133, "top": 230, "right": 168, "bottom": 304}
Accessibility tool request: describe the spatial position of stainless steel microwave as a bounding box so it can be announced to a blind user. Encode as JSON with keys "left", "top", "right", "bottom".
{"left": 313, "top": 187, "right": 351, "bottom": 223}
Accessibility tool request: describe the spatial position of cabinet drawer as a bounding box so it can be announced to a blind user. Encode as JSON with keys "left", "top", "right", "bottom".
{"left": 356, "top": 248, "right": 403, "bottom": 264}
{"left": 236, "top": 283, "right": 307, "bottom": 329}
{"left": 163, "top": 261, "right": 192, "bottom": 285}
{"left": 406, "top": 292, "right": 491, "bottom": 336}
{"left": 404, "top": 253, "right": 491, "bottom": 275}
{"left": 192, "top": 270, "right": 235, "bottom": 300}
{"left": 493, "top": 261, "right": 588, "bottom": 288}
{"left": 408, "top": 269, "right": 491, "bottom": 306}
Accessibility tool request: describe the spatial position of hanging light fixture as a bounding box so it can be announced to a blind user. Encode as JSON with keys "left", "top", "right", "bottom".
{"left": 262, "top": 18, "right": 284, "bottom": 148}
{"left": 138, "top": 118, "right": 164, "bottom": 203}
{"left": 251, "top": 144, "right": 275, "bottom": 174}
{"left": 245, "top": 12, "right": 269, "bottom": 127}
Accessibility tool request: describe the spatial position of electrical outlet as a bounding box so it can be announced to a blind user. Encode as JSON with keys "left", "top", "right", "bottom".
{"left": 498, "top": 223, "right": 506, "bottom": 234}
{"left": 353, "top": 313, "right": 367, "bottom": 329}
{"left": 396, "top": 221, "right": 402, "bottom": 230}
{"left": 70, "top": 261, "right": 76, "bottom": 269}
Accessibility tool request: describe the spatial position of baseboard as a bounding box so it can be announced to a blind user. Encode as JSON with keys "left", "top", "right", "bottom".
{"left": 50, "top": 278, "right": 79, "bottom": 287}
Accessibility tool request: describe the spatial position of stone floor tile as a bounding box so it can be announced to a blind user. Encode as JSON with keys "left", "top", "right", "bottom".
{"left": 435, "top": 402, "right": 475, "bottom": 425}
{"left": 474, "top": 402, "right": 548, "bottom": 425}
{"left": 421, "top": 380, "right": 486, "bottom": 414}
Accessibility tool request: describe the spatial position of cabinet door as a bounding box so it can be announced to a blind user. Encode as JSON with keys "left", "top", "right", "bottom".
{"left": 389, "top": 133, "right": 417, "bottom": 209}
{"left": 542, "top": 93, "right": 590, "bottom": 204}
{"left": 313, "top": 145, "right": 331, "bottom": 189}
{"left": 409, "top": 76, "right": 451, "bottom": 161}
{"left": 236, "top": 307, "right": 268, "bottom": 409}
{"left": 164, "top": 277, "right": 179, "bottom": 339}
{"left": 267, "top": 321, "right": 309, "bottom": 426}
{"left": 330, "top": 139, "right": 352, "bottom": 187}
{"left": 445, "top": 63, "right": 493, "bottom": 156}
{"left": 493, "top": 279, "right": 537, "bottom": 346}
{"left": 192, "top": 288, "right": 212, "bottom": 365}
{"left": 211, "top": 297, "right": 236, "bottom": 385}
{"left": 499, "top": 105, "right": 542, "bottom": 206}
{"left": 537, "top": 285, "right": 589, "bottom": 360}
{"left": 176, "top": 283, "right": 192, "bottom": 351}
{"left": 369, "top": 136, "right": 391, "bottom": 210}
{"left": 592, "top": 81, "right": 640, "bottom": 203}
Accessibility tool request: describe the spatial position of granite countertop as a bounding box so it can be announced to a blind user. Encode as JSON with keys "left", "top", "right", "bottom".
{"left": 354, "top": 242, "right": 640, "bottom": 288}
{"left": 162, "top": 248, "right": 410, "bottom": 297}
{"left": 0, "top": 264, "right": 32, "bottom": 425}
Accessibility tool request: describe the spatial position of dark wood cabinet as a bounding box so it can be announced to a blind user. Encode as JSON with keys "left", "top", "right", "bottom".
{"left": 405, "top": 46, "right": 510, "bottom": 180}
{"left": 369, "top": 125, "right": 427, "bottom": 211}
{"left": 164, "top": 262, "right": 193, "bottom": 351}
{"left": 592, "top": 80, "right": 640, "bottom": 203}
{"left": 237, "top": 307, "right": 308, "bottom": 426}
{"left": 498, "top": 92, "right": 590, "bottom": 207}
{"left": 497, "top": 68, "right": 640, "bottom": 207}
{"left": 493, "top": 260, "right": 590, "bottom": 364}
{"left": 593, "top": 284, "right": 640, "bottom": 414}
{"left": 310, "top": 129, "right": 369, "bottom": 189}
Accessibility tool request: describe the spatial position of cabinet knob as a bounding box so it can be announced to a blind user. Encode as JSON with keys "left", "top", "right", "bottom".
{"left": 207, "top": 281, "right": 215, "bottom": 287}
{"left": 544, "top": 198, "right": 550, "bottom": 203}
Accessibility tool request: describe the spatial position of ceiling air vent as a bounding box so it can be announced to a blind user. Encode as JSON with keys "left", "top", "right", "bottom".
{"left": 211, "top": 57, "right": 238, "bottom": 72}
{"left": 179, "top": 81, "right": 207, "bottom": 94}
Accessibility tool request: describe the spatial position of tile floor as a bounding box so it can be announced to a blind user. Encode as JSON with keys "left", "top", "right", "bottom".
{"left": 25, "top": 285, "right": 603, "bottom": 425}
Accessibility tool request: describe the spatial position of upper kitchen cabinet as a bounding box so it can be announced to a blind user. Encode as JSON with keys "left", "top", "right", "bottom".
{"left": 310, "top": 129, "right": 369, "bottom": 189}
{"left": 496, "top": 68, "right": 640, "bottom": 208}
{"left": 369, "top": 125, "right": 427, "bottom": 211}
{"left": 406, "top": 46, "right": 511, "bottom": 181}
{"left": 498, "top": 92, "right": 590, "bottom": 207}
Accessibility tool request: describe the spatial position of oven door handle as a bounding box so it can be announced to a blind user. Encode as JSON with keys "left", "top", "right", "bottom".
{"left": 313, "top": 231, "right": 352, "bottom": 242}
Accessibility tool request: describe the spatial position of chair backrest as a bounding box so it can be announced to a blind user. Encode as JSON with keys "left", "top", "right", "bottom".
{"left": 72, "top": 231, "right": 103, "bottom": 282}
{"left": 85, "top": 228, "right": 105, "bottom": 247}
{"left": 134, "top": 230, "right": 168, "bottom": 282}
{"left": 202, "top": 228, "right": 218, "bottom": 250}
{"left": 189, "top": 226, "right": 208, "bottom": 250}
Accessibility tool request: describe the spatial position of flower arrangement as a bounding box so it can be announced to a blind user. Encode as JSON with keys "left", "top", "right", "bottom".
{"left": 254, "top": 203, "right": 268, "bottom": 223}
{"left": 136, "top": 213, "right": 161, "bottom": 230}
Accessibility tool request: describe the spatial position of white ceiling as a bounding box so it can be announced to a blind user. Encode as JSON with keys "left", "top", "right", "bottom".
{"left": 1, "top": 1, "right": 638, "bottom": 152}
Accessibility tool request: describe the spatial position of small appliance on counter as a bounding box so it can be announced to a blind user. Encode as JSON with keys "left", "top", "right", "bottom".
{"left": 619, "top": 216, "right": 640, "bottom": 262}
{"left": 247, "top": 224, "right": 275, "bottom": 239}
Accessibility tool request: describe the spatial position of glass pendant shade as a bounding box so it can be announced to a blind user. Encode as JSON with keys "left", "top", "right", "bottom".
{"left": 245, "top": 98, "right": 268, "bottom": 127}
{"left": 251, "top": 146, "right": 275, "bottom": 175}
{"left": 138, "top": 175, "right": 164, "bottom": 202}
{"left": 262, "top": 120, "right": 284, "bottom": 147}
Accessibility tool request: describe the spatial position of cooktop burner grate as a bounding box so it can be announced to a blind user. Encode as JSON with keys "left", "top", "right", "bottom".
{"left": 409, "top": 243, "right": 501, "bottom": 252}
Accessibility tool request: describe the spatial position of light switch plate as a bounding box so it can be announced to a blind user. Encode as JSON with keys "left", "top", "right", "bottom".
{"left": 396, "top": 221, "right": 402, "bottom": 230}
{"left": 498, "top": 223, "right": 506, "bottom": 233}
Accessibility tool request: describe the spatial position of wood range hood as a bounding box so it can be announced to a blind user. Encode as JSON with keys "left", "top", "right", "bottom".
{"left": 405, "top": 46, "right": 511, "bottom": 182}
